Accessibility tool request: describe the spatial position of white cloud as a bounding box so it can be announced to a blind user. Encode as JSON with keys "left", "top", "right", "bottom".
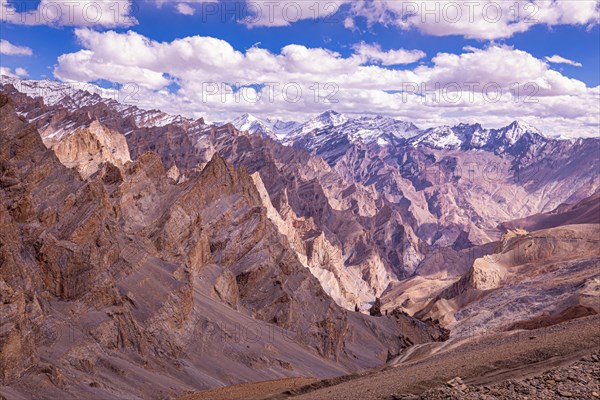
{"left": 242, "top": 1, "right": 350, "bottom": 27}
{"left": 176, "top": 3, "right": 195, "bottom": 16}
{"left": 0, "top": 66, "right": 28, "bottom": 78}
{"left": 343, "top": 17, "right": 356, "bottom": 30}
{"left": 0, "top": 39, "right": 33, "bottom": 56}
{"left": 545, "top": 55, "right": 583, "bottom": 67}
{"left": 353, "top": 42, "right": 425, "bottom": 65}
{"left": 0, "top": 0, "right": 137, "bottom": 27}
{"left": 14, "top": 67, "right": 28, "bottom": 77}
{"left": 417, "top": 45, "right": 587, "bottom": 96}
{"left": 150, "top": 0, "right": 598, "bottom": 39}
{"left": 52, "top": 30, "right": 599, "bottom": 138}
{"left": 347, "top": 0, "right": 599, "bottom": 40}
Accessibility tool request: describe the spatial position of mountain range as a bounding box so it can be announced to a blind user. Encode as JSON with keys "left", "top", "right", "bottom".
{"left": 1, "top": 76, "right": 599, "bottom": 399}
{"left": 230, "top": 110, "right": 549, "bottom": 154}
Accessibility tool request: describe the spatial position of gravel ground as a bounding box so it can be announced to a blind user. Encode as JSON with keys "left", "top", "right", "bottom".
{"left": 291, "top": 315, "right": 600, "bottom": 400}
{"left": 396, "top": 351, "right": 600, "bottom": 399}
{"left": 179, "top": 316, "right": 600, "bottom": 400}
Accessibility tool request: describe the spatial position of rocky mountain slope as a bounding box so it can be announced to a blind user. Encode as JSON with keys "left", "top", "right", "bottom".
{"left": 416, "top": 223, "right": 600, "bottom": 335}
{"left": 197, "top": 316, "right": 600, "bottom": 400}
{"left": 1, "top": 75, "right": 598, "bottom": 400}
{"left": 0, "top": 93, "right": 446, "bottom": 399}
{"left": 229, "top": 113, "right": 301, "bottom": 141}
{"left": 228, "top": 108, "right": 598, "bottom": 254}
{"left": 499, "top": 192, "right": 600, "bottom": 232}
{"left": 382, "top": 192, "right": 600, "bottom": 334}
{"left": 2, "top": 80, "right": 425, "bottom": 307}
{"left": 3, "top": 77, "right": 598, "bottom": 312}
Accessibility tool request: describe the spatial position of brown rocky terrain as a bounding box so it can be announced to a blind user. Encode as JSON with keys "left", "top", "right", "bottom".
{"left": 3, "top": 80, "right": 599, "bottom": 313}
{"left": 410, "top": 352, "right": 600, "bottom": 400}
{"left": 414, "top": 223, "right": 600, "bottom": 336}
{"left": 0, "top": 93, "right": 446, "bottom": 399}
{"left": 1, "top": 78, "right": 599, "bottom": 400}
{"left": 46, "top": 119, "right": 131, "bottom": 179}
{"left": 1, "top": 82, "right": 407, "bottom": 307}
{"left": 499, "top": 192, "right": 600, "bottom": 232}
{"left": 179, "top": 316, "right": 600, "bottom": 400}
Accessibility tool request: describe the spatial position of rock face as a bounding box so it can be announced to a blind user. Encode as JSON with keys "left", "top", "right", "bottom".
{"left": 416, "top": 222, "right": 600, "bottom": 335}
{"left": 4, "top": 79, "right": 599, "bottom": 314}
{"left": 0, "top": 93, "right": 446, "bottom": 399}
{"left": 47, "top": 119, "right": 131, "bottom": 179}
{"left": 499, "top": 192, "right": 600, "bottom": 232}
{"left": 416, "top": 351, "right": 600, "bottom": 400}
{"left": 250, "top": 172, "right": 374, "bottom": 309}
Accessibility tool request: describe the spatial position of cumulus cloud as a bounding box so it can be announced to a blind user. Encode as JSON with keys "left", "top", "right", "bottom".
{"left": 0, "top": 39, "right": 33, "bottom": 56}
{"left": 240, "top": 0, "right": 350, "bottom": 27}
{"left": 347, "top": 0, "right": 599, "bottom": 40}
{"left": 0, "top": 0, "right": 137, "bottom": 27}
{"left": 149, "top": 1, "right": 598, "bottom": 39}
{"left": 0, "top": 66, "right": 28, "bottom": 78}
{"left": 176, "top": 3, "right": 195, "bottom": 16}
{"left": 52, "top": 29, "right": 598, "bottom": 137}
{"left": 545, "top": 55, "right": 583, "bottom": 67}
{"left": 353, "top": 42, "right": 425, "bottom": 65}
{"left": 416, "top": 45, "right": 587, "bottom": 96}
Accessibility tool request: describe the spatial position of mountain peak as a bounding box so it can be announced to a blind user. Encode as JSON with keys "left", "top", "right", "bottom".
{"left": 455, "top": 122, "right": 483, "bottom": 130}
{"left": 493, "top": 120, "right": 544, "bottom": 147}
{"left": 230, "top": 112, "right": 302, "bottom": 140}
{"left": 504, "top": 120, "right": 543, "bottom": 135}
{"left": 319, "top": 109, "right": 340, "bottom": 116}
{"left": 314, "top": 110, "right": 348, "bottom": 126}
{"left": 240, "top": 112, "right": 258, "bottom": 121}
{"left": 515, "top": 119, "right": 537, "bottom": 128}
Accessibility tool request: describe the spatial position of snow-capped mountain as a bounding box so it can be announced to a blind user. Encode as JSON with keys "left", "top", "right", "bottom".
{"left": 285, "top": 112, "right": 419, "bottom": 146}
{"left": 341, "top": 115, "right": 420, "bottom": 144}
{"left": 230, "top": 113, "right": 301, "bottom": 140}
{"left": 230, "top": 110, "right": 420, "bottom": 149}
{"left": 228, "top": 110, "right": 548, "bottom": 157}
{"left": 1, "top": 75, "right": 188, "bottom": 129}
{"left": 410, "top": 120, "right": 548, "bottom": 153}
{"left": 411, "top": 125, "right": 467, "bottom": 150}
{"left": 489, "top": 121, "right": 547, "bottom": 154}
{"left": 291, "top": 110, "right": 349, "bottom": 136}
{"left": 1, "top": 76, "right": 556, "bottom": 156}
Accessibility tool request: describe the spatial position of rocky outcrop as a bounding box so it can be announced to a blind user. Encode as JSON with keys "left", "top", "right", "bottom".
{"left": 46, "top": 119, "right": 131, "bottom": 179}
{"left": 416, "top": 222, "right": 600, "bottom": 335}
{"left": 7, "top": 79, "right": 598, "bottom": 313}
{"left": 0, "top": 93, "right": 446, "bottom": 399}
{"left": 415, "top": 352, "right": 600, "bottom": 400}
{"left": 251, "top": 171, "right": 376, "bottom": 308}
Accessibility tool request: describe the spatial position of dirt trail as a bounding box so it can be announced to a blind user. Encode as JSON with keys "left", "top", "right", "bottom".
{"left": 180, "top": 315, "right": 600, "bottom": 400}
{"left": 291, "top": 315, "right": 600, "bottom": 400}
{"left": 179, "top": 378, "right": 319, "bottom": 400}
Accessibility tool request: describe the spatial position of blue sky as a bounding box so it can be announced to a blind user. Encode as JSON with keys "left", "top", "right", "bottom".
{"left": 1, "top": 1, "right": 599, "bottom": 136}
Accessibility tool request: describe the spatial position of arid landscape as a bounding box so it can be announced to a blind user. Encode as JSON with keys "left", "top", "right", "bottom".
{"left": 1, "top": 1, "right": 599, "bottom": 399}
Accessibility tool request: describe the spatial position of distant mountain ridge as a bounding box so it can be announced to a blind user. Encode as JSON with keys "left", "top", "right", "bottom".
{"left": 3, "top": 76, "right": 576, "bottom": 156}
{"left": 1, "top": 75, "right": 192, "bottom": 135}
{"left": 228, "top": 112, "right": 302, "bottom": 140}
{"left": 410, "top": 120, "right": 549, "bottom": 154}
{"left": 229, "top": 109, "right": 557, "bottom": 155}
{"left": 2, "top": 75, "right": 599, "bottom": 306}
